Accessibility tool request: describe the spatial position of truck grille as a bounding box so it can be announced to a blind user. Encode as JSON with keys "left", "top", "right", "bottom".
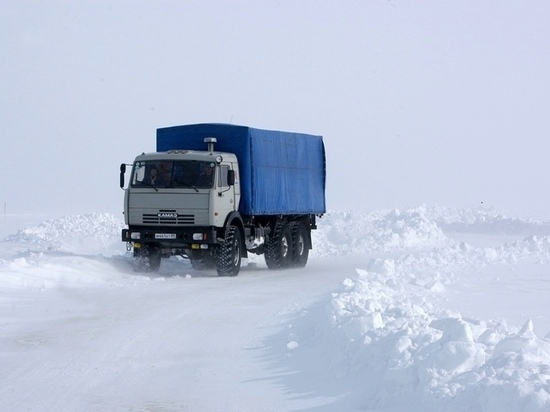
{"left": 142, "top": 210, "right": 195, "bottom": 225}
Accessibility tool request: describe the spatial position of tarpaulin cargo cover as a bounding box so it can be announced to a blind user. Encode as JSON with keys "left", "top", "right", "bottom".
{"left": 156, "top": 123, "right": 326, "bottom": 216}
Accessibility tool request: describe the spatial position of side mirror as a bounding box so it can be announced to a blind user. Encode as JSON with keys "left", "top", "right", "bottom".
{"left": 227, "top": 170, "right": 235, "bottom": 186}
{"left": 120, "top": 163, "right": 126, "bottom": 188}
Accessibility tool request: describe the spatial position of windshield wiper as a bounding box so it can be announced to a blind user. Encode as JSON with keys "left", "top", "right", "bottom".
{"left": 173, "top": 179, "right": 199, "bottom": 192}
{"left": 140, "top": 181, "right": 159, "bottom": 192}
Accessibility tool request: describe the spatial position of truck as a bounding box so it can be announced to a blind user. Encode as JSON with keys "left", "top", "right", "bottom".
{"left": 120, "top": 123, "right": 326, "bottom": 277}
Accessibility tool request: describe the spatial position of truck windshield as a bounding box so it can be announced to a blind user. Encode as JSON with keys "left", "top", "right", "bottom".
{"left": 131, "top": 160, "right": 215, "bottom": 189}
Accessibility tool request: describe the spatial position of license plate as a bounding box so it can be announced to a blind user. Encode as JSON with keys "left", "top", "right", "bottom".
{"left": 155, "top": 233, "right": 176, "bottom": 239}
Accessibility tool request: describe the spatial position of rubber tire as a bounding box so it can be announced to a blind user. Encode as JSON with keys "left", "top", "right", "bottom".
{"left": 289, "top": 221, "right": 309, "bottom": 268}
{"left": 265, "top": 222, "right": 292, "bottom": 269}
{"left": 216, "top": 225, "right": 242, "bottom": 277}
{"left": 134, "top": 244, "right": 161, "bottom": 273}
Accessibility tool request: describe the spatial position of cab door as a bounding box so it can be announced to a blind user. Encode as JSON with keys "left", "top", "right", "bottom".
{"left": 210, "top": 162, "right": 239, "bottom": 227}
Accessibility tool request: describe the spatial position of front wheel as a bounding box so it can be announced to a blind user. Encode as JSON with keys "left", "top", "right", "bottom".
{"left": 134, "top": 244, "right": 161, "bottom": 272}
{"left": 216, "top": 225, "right": 242, "bottom": 277}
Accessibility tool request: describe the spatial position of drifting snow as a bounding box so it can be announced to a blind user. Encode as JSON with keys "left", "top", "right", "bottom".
{"left": 1, "top": 206, "right": 550, "bottom": 411}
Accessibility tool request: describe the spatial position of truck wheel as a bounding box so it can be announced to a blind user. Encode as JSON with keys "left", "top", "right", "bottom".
{"left": 216, "top": 225, "right": 242, "bottom": 277}
{"left": 265, "top": 222, "right": 292, "bottom": 269}
{"left": 290, "top": 222, "right": 309, "bottom": 268}
{"left": 134, "top": 244, "right": 161, "bottom": 273}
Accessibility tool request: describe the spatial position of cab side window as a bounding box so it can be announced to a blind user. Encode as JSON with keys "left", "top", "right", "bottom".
{"left": 218, "top": 165, "right": 229, "bottom": 187}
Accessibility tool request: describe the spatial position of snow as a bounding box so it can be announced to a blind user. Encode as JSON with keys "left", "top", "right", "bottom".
{"left": 1, "top": 206, "right": 550, "bottom": 411}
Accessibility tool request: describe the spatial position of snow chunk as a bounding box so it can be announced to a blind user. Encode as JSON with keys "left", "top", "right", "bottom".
{"left": 430, "top": 318, "right": 475, "bottom": 343}
{"left": 287, "top": 341, "right": 299, "bottom": 351}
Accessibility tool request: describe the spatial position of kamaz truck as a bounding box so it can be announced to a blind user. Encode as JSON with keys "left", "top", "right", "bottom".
{"left": 120, "top": 123, "right": 326, "bottom": 276}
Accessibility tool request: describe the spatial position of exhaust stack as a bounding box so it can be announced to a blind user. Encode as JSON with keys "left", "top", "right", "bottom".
{"left": 204, "top": 137, "right": 217, "bottom": 153}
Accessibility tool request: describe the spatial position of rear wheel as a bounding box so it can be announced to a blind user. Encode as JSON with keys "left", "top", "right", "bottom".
{"left": 265, "top": 222, "right": 292, "bottom": 269}
{"left": 216, "top": 225, "right": 242, "bottom": 277}
{"left": 289, "top": 221, "right": 309, "bottom": 268}
{"left": 134, "top": 244, "right": 161, "bottom": 272}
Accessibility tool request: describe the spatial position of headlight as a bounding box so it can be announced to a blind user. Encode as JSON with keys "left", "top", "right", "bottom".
{"left": 130, "top": 232, "right": 141, "bottom": 240}
{"left": 215, "top": 155, "right": 223, "bottom": 164}
{"left": 193, "top": 233, "right": 205, "bottom": 240}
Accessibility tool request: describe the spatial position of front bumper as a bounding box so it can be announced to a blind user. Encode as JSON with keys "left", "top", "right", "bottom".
{"left": 122, "top": 226, "right": 220, "bottom": 247}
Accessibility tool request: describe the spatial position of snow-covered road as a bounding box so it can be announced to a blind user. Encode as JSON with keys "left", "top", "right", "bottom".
{"left": 0, "top": 250, "right": 351, "bottom": 410}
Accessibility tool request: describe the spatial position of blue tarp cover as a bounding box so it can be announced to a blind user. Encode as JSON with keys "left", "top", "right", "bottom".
{"left": 156, "top": 123, "right": 326, "bottom": 215}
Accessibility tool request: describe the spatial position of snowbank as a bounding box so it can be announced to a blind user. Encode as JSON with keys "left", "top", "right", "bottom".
{"left": 0, "top": 213, "right": 128, "bottom": 289}
{"left": 5, "top": 213, "right": 125, "bottom": 256}
{"left": 312, "top": 207, "right": 449, "bottom": 257}
{"left": 425, "top": 205, "right": 550, "bottom": 235}
{"left": 279, "top": 206, "right": 550, "bottom": 411}
{"left": 323, "top": 267, "right": 550, "bottom": 411}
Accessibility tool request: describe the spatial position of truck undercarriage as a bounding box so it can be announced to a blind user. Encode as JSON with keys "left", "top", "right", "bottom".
{"left": 123, "top": 215, "right": 315, "bottom": 276}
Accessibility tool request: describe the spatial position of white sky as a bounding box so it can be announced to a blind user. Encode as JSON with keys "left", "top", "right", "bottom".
{"left": 1, "top": 1, "right": 549, "bottom": 218}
